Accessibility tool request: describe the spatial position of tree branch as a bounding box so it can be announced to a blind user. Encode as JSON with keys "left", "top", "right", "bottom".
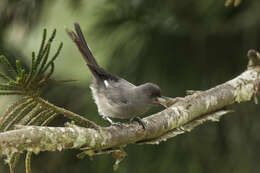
{"left": 0, "top": 50, "right": 259, "bottom": 161}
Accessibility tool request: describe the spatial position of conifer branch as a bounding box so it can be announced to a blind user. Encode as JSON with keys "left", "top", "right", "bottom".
{"left": 0, "top": 28, "right": 98, "bottom": 173}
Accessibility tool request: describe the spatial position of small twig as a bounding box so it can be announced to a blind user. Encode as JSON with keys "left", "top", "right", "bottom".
{"left": 35, "top": 97, "right": 99, "bottom": 129}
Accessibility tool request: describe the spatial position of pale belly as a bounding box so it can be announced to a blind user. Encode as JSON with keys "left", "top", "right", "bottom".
{"left": 90, "top": 86, "right": 150, "bottom": 119}
{"left": 98, "top": 102, "right": 149, "bottom": 119}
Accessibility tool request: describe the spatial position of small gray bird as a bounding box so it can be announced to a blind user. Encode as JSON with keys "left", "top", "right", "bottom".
{"left": 67, "top": 22, "right": 166, "bottom": 128}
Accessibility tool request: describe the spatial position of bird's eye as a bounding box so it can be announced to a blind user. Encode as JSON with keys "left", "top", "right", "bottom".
{"left": 150, "top": 90, "right": 161, "bottom": 98}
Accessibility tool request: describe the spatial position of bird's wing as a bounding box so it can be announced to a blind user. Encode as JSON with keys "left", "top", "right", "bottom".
{"left": 104, "top": 79, "right": 136, "bottom": 105}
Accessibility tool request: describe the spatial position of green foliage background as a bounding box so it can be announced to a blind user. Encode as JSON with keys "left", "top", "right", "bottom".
{"left": 0, "top": 0, "right": 260, "bottom": 172}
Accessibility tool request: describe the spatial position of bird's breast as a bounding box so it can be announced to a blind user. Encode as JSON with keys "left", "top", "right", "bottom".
{"left": 90, "top": 85, "right": 150, "bottom": 119}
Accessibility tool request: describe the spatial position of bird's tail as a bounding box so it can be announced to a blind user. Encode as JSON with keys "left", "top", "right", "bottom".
{"left": 66, "top": 22, "right": 100, "bottom": 68}
{"left": 67, "top": 22, "right": 119, "bottom": 82}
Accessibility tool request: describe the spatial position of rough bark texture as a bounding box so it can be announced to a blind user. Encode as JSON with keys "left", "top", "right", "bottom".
{"left": 0, "top": 66, "right": 259, "bottom": 158}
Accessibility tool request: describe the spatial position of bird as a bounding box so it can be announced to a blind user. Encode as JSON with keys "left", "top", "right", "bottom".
{"left": 66, "top": 22, "right": 166, "bottom": 128}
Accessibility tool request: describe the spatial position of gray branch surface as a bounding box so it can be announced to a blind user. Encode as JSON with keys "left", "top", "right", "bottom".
{"left": 0, "top": 65, "right": 259, "bottom": 157}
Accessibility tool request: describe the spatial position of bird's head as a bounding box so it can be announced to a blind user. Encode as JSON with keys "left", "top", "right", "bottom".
{"left": 139, "top": 83, "right": 166, "bottom": 105}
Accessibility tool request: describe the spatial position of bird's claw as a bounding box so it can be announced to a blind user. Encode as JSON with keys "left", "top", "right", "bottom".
{"left": 111, "top": 121, "right": 123, "bottom": 127}
{"left": 103, "top": 116, "right": 123, "bottom": 127}
{"left": 130, "top": 117, "right": 146, "bottom": 130}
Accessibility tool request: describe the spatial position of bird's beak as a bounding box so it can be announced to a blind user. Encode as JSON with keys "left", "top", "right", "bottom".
{"left": 153, "top": 96, "right": 168, "bottom": 108}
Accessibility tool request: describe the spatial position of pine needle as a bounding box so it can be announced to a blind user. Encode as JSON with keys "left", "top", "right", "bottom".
{"left": 4, "top": 102, "right": 38, "bottom": 131}
{"left": 0, "top": 55, "right": 17, "bottom": 78}
{"left": 0, "top": 98, "right": 33, "bottom": 131}
{"left": 42, "top": 42, "right": 63, "bottom": 73}
{"left": 0, "top": 71, "right": 12, "bottom": 81}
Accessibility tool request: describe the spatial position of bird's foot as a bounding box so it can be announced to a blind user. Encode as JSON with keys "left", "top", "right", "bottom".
{"left": 111, "top": 121, "right": 123, "bottom": 127}
{"left": 103, "top": 116, "right": 123, "bottom": 127}
{"left": 130, "top": 117, "right": 146, "bottom": 129}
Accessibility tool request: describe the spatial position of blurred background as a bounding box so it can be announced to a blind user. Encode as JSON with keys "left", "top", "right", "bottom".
{"left": 0, "top": 0, "right": 260, "bottom": 172}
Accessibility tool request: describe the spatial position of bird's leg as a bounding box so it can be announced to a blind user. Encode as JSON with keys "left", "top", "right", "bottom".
{"left": 130, "top": 117, "right": 146, "bottom": 129}
{"left": 103, "top": 116, "right": 122, "bottom": 127}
